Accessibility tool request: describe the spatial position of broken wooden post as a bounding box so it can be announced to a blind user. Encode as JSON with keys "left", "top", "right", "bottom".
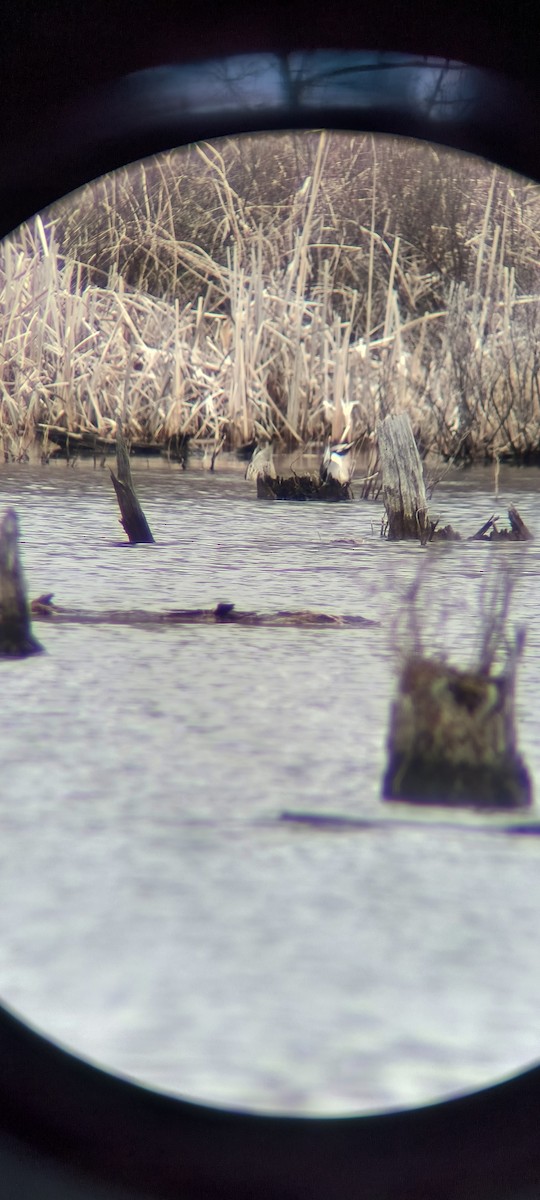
{"left": 470, "top": 506, "right": 533, "bottom": 542}
{"left": 110, "top": 425, "right": 155, "bottom": 544}
{"left": 378, "top": 413, "right": 430, "bottom": 540}
{"left": 382, "top": 565, "right": 531, "bottom": 809}
{"left": 0, "top": 508, "right": 43, "bottom": 656}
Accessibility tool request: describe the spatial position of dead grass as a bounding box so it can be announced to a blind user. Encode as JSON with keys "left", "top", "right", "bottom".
{"left": 1, "top": 131, "right": 540, "bottom": 461}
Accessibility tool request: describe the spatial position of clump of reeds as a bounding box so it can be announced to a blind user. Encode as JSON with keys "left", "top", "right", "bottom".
{"left": 1, "top": 131, "right": 540, "bottom": 459}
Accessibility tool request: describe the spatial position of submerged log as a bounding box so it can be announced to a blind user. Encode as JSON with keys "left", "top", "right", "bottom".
{"left": 382, "top": 656, "right": 531, "bottom": 810}
{"left": 279, "top": 810, "right": 540, "bottom": 834}
{"left": 0, "top": 509, "right": 43, "bottom": 656}
{"left": 110, "top": 427, "right": 155, "bottom": 544}
{"left": 30, "top": 598, "right": 376, "bottom": 630}
{"left": 378, "top": 413, "right": 431, "bottom": 540}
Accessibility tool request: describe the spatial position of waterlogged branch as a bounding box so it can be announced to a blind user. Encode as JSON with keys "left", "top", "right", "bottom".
{"left": 30, "top": 598, "right": 376, "bottom": 630}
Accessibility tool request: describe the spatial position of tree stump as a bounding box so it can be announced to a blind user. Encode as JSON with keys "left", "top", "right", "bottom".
{"left": 470, "top": 506, "right": 533, "bottom": 542}
{"left": 0, "top": 509, "right": 43, "bottom": 656}
{"left": 110, "top": 427, "right": 155, "bottom": 544}
{"left": 382, "top": 656, "right": 531, "bottom": 809}
{"left": 256, "top": 473, "right": 351, "bottom": 501}
{"left": 378, "top": 413, "right": 431, "bottom": 540}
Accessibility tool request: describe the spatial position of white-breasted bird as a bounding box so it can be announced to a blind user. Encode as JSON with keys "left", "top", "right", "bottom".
{"left": 320, "top": 440, "right": 355, "bottom": 485}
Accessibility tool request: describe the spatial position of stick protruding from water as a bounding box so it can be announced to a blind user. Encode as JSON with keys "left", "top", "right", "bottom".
{"left": 110, "top": 423, "right": 155, "bottom": 544}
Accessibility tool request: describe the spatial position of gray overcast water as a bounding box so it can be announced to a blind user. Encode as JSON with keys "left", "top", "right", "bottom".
{"left": 0, "top": 458, "right": 540, "bottom": 1116}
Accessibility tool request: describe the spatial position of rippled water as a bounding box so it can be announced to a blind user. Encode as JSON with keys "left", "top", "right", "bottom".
{"left": 1, "top": 457, "right": 540, "bottom": 1116}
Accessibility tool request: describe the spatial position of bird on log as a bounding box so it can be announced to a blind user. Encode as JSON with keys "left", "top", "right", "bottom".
{"left": 320, "top": 440, "right": 355, "bottom": 485}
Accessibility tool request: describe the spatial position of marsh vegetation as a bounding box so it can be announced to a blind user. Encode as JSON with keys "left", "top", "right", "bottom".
{"left": 2, "top": 131, "right": 540, "bottom": 465}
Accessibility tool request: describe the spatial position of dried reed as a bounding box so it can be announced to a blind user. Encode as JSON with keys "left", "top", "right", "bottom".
{"left": 1, "top": 132, "right": 540, "bottom": 460}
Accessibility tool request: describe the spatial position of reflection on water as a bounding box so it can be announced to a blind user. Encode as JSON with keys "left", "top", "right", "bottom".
{"left": 0, "top": 459, "right": 540, "bottom": 1114}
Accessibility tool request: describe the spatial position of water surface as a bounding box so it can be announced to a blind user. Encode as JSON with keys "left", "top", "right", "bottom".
{"left": 0, "top": 458, "right": 540, "bottom": 1115}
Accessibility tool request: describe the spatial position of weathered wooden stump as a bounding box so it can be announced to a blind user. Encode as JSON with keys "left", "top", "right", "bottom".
{"left": 378, "top": 413, "right": 431, "bottom": 540}
{"left": 470, "top": 506, "right": 533, "bottom": 541}
{"left": 382, "top": 655, "right": 531, "bottom": 809}
{"left": 110, "top": 426, "right": 155, "bottom": 544}
{"left": 0, "top": 509, "right": 43, "bottom": 656}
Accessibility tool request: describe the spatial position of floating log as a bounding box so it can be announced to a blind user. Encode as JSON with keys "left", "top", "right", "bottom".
{"left": 30, "top": 597, "right": 376, "bottom": 630}
{"left": 382, "top": 655, "right": 531, "bottom": 810}
{"left": 257, "top": 474, "right": 352, "bottom": 501}
{"left": 0, "top": 509, "right": 43, "bottom": 656}
{"left": 110, "top": 427, "right": 155, "bottom": 545}
{"left": 378, "top": 413, "right": 431, "bottom": 540}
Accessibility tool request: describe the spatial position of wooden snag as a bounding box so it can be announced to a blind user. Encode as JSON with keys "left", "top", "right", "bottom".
{"left": 377, "top": 413, "right": 432, "bottom": 540}
{"left": 0, "top": 509, "right": 43, "bottom": 656}
{"left": 110, "top": 426, "right": 155, "bottom": 544}
{"left": 382, "top": 656, "right": 531, "bottom": 809}
{"left": 470, "top": 507, "right": 533, "bottom": 542}
{"left": 508, "top": 505, "right": 533, "bottom": 540}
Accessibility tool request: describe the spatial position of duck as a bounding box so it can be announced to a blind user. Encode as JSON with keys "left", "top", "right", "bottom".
{"left": 245, "top": 441, "right": 277, "bottom": 482}
{"left": 319, "top": 440, "right": 355, "bottom": 485}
